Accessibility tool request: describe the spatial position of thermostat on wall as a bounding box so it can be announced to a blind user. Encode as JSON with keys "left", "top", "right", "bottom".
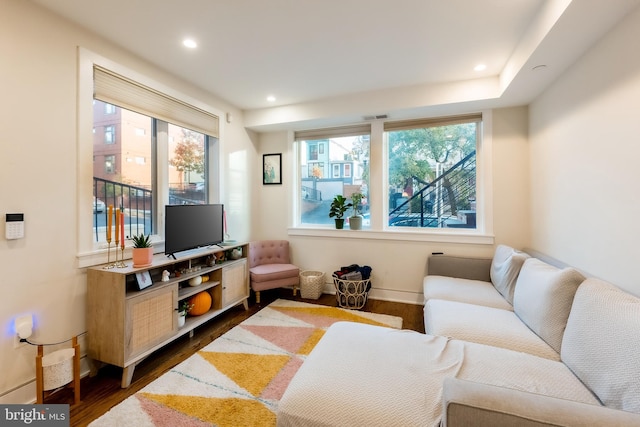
{"left": 6, "top": 213, "right": 24, "bottom": 240}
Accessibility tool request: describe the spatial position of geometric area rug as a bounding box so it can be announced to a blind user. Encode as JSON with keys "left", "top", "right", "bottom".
{"left": 89, "top": 299, "right": 403, "bottom": 427}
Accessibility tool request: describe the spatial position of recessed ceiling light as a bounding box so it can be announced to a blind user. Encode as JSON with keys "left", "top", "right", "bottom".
{"left": 266, "top": 95, "right": 276, "bottom": 102}
{"left": 474, "top": 63, "right": 487, "bottom": 72}
{"left": 183, "top": 39, "right": 197, "bottom": 49}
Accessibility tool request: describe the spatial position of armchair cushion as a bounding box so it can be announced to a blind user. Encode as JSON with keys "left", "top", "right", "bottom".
{"left": 249, "top": 264, "right": 299, "bottom": 283}
{"left": 248, "top": 240, "right": 291, "bottom": 267}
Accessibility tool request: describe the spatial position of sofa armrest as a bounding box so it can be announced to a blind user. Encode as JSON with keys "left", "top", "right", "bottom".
{"left": 442, "top": 378, "right": 640, "bottom": 427}
{"left": 428, "top": 255, "right": 492, "bottom": 282}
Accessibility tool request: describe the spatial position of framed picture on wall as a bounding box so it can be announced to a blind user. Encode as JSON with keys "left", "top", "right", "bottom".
{"left": 263, "top": 153, "right": 282, "bottom": 185}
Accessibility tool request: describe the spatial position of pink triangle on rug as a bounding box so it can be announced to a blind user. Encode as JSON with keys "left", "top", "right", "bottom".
{"left": 241, "top": 325, "right": 317, "bottom": 354}
{"left": 260, "top": 356, "right": 304, "bottom": 401}
{"left": 271, "top": 311, "right": 344, "bottom": 328}
{"left": 137, "top": 394, "right": 211, "bottom": 427}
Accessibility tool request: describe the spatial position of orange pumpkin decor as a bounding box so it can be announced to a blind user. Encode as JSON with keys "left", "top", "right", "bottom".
{"left": 188, "top": 291, "right": 212, "bottom": 316}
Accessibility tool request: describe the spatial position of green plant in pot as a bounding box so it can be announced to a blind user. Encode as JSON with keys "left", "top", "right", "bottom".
{"left": 178, "top": 300, "right": 193, "bottom": 327}
{"left": 349, "top": 192, "right": 364, "bottom": 230}
{"left": 329, "top": 195, "right": 352, "bottom": 229}
{"left": 131, "top": 233, "right": 153, "bottom": 267}
{"left": 178, "top": 300, "right": 193, "bottom": 316}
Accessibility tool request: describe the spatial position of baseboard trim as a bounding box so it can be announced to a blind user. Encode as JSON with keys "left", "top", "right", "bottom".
{"left": 321, "top": 283, "right": 423, "bottom": 305}
{"left": 0, "top": 357, "right": 92, "bottom": 404}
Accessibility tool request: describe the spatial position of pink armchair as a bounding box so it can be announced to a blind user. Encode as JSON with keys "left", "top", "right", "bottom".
{"left": 248, "top": 240, "right": 299, "bottom": 303}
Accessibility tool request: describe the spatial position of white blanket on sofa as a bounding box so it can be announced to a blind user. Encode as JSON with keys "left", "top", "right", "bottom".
{"left": 277, "top": 322, "right": 465, "bottom": 427}
{"left": 278, "top": 322, "right": 602, "bottom": 427}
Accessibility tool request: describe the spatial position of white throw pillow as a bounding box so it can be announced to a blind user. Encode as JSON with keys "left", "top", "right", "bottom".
{"left": 561, "top": 278, "right": 640, "bottom": 413}
{"left": 490, "top": 245, "right": 529, "bottom": 304}
{"left": 513, "top": 258, "right": 584, "bottom": 353}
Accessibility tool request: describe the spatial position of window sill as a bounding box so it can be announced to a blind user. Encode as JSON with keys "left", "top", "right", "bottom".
{"left": 288, "top": 226, "right": 494, "bottom": 245}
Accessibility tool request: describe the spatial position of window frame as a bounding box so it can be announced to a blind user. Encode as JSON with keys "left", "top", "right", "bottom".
{"left": 77, "top": 48, "right": 223, "bottom": 267}
{"left": 294, "top": 125, "right": 372, "bottom": 229}
{"left": 290, "top": 113, "right": 494, "bottom": 245}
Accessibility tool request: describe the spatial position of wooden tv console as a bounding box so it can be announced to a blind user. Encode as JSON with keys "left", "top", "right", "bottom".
{"left": 86, "top": 243, "right": 249, "bottom": 388}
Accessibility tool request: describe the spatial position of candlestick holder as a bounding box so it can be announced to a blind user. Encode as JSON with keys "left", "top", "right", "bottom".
{"left": 103, "top": 241, "right": 115, "bottom": 269}
{"left": 117, "top": 245, "right": 128, "bottom": 268}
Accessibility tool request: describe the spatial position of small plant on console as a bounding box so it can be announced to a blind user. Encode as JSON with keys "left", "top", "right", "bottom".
{"left": 131, "top": 233, "right": 152, "bottom": 248}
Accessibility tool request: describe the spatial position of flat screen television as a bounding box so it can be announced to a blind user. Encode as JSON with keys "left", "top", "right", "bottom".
{"left": 165, "top": 204, "right": 224, "bottom": 257}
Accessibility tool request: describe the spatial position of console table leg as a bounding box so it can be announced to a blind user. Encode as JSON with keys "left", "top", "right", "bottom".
{"left": 121, "top": 365, "right": 135, "bottom": 388}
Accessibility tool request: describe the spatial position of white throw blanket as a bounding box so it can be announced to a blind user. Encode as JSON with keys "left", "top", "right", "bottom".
{"left": 278, "top": 321, "right": 604, "bottom": 427}
{"left": 278, "top": 322, "right": 465, "bottom": 427}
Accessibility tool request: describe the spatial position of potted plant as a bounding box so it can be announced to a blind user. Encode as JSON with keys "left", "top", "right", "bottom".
{"left": 329, "top": 195, "right": 352, "bottom": 229}
{"left": 349, "top": 192, "right": 364, "bottom": 230}
{"left": 177, "top": 300, "right": 193, "bottom": 328}
{"left": 131, "top": 233, "right": 153, "bottom": 267}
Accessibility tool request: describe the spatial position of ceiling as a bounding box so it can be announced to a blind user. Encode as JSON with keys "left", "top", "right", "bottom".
{"left": 30, "top": 0, "right": 640, "bottom": 130}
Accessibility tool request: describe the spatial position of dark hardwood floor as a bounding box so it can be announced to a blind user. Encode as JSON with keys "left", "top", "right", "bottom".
{"left": 47, "top": 290, "right": 425, "bottom": 426}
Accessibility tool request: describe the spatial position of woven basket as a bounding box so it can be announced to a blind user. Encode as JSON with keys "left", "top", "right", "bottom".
{"left": 333, "top": 277, "right": 370, "bottom": 309}
{"left": 300, "top": 271, "right": 325, "bottom": 299}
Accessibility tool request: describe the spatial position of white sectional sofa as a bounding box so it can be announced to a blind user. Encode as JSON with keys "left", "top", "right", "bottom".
{"left": 277, "top": 246, "right": 640, "bottom": 426}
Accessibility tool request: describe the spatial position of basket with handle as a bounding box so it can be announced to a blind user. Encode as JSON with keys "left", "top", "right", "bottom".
{"left": 300, "top": 270, "right": 325, "bottom": 299}
{"left": 333, "top": 276, "right": 371, "bottom": 309}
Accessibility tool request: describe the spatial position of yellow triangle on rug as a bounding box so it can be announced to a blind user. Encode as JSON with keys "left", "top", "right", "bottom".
{"left": 89, "top": 299, "right": 403, "bottom": 427}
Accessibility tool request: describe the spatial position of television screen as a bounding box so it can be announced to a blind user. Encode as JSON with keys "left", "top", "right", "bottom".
{"left": 165, "top": 204, "right": 224, "bottom": 257}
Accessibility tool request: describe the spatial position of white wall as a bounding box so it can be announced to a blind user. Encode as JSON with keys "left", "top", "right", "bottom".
{"left": 0, "top": 0, "right": 255, "bottom": 401}
{"left": 529, "top": 5, "right": 640, "bottom": 296}
{"left": 255, "top": 107, "right": 531, "bottom": 302}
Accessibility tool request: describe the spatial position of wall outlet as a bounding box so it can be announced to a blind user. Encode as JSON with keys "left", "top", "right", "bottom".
{"left": 13, "top": 334, "right": 27, "bottom": 349}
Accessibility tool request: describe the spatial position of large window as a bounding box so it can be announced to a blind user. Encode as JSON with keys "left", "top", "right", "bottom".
{"left": 90, "top": 65, "right": 217, "bottom": 244}
{"left": 386, "top": 115, "right": 480, "bottom": 230}
{"left": 92, "top": 100, "right": 210, "bottom": 242}
{"left": 296, "top": 125, "right": 370, "bottom": 228}
{"left": 293, "top": 114, "right": 487, "bottom": 238}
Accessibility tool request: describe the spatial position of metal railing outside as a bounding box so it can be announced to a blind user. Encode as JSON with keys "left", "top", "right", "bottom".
{"left": 93, "top": 178, "right": 153, "bottom": 242}
{"left": 389, "top": 151, "right": 476, "bottom": 228}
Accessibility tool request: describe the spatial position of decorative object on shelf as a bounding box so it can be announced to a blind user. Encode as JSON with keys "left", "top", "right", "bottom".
{"left": 215, "top": 251, "right": 226, "bottom": 264}
{"left": 177, "top": 300, "right": 194, "bottom": 328}
{"left": 103, "top": 204, "right": 115, "bottom": 269}
{"left": 117, "top": 209, "right": 127, "bottom": 268}
{"left": 131, "top": 233, "right": 153, "bottom": 267}
{"left": 329, "top": 195, "right": 352, "bottom": 229}
{"left": 263, "top": 153, "right": 282, "bottom": 185}
{"left": 188, "top": 291, "right": 212, "bottom": 316}
{"left": 349, "top": 192, "right": 364, "bottom": 230}
{"left": 135, "top": 271, "right": 153, "bottom": 290}
{"left": 201, "top": 274, "right": 210, "bottom": 283}
{"left": 188, "top": 276, "right": 203, "bottom": 287}
{"left": 228, "top": 247, "right": 243, "bottom": 260}
{"left": 161, "top": 270, "right": 170, "bottom": 282}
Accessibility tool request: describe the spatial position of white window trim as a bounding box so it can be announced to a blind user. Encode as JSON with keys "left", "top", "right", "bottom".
{"left": 289, "top": 112, "right": 494, "bottom": 246}
{"left": 77, "top": 48, "right": 224, "bottom": 268}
